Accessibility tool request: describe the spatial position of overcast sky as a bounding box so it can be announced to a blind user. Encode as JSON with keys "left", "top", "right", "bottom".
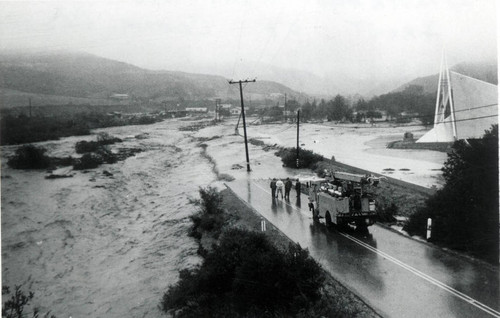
{"left": 0, "top": 0, "right": 497, "bottom": 83}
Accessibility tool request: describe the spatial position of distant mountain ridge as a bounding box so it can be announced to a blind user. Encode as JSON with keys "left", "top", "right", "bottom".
{"left": 393, "top": 61, "right": 498, "bottom": 94}
{"left": 0, "top": 51, "right": 305, "bottom": 108}
{"left": 1, "top": 51, "right": 497, "bottom": 109}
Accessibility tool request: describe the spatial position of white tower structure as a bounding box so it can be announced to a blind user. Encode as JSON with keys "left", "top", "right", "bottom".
{"left": 417, "top": 54, "right": 498, "bottom": 143}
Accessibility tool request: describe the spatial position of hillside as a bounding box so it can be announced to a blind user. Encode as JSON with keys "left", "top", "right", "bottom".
{"left": 393, "top": 61, "right": 498, "bottom": 94}
{"left": 0, "top": 51, "right": 305, "bottom": 108}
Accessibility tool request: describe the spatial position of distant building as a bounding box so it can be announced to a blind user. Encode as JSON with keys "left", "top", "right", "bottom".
{"left": 230, "top": 107, "right": 241, "bottom": 115}
{"left": 110, "top": 93, "right": 129, "bottom": 100}
{"left": 400, "top": 111, "right": 419, "bottom": 118}
{"left": 219, "top": 104, "right": 232, "bottom": 110}
{"left": 166, "top": 110, "right": 187, "bottom": 118}
{"left": 185, "top": 107, "right": 208, "bottom": 113}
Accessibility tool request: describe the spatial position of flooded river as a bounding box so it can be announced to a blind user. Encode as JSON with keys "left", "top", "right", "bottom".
{"left": 1, "top": 118, "right": 445, "bottom": 317}
{"left": 1, "top": 119, "right": 218, "bottom": 317}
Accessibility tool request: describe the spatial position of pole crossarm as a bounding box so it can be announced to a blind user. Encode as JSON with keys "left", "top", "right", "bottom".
{"left": 228, "top": 79, "right": 256, "bottom": 85}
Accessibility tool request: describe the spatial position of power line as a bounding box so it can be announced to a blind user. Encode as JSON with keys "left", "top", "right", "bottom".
{"left": 440, "top": 114, "right": 498, "bottom": 124}
{"left": 321, "top": 102, "right": 498, "bottom": 130}
{"left": 393, "top": 103, "right": 498, "bottom": 121}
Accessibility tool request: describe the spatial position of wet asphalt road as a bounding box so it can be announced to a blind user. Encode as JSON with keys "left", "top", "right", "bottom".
{"left": 226, "top": 179, "right": 499, "bottom": 318}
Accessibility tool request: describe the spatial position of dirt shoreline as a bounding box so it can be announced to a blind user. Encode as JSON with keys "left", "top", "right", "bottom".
{"left": 219, "top": 186, "right": 381, "bottom": 318}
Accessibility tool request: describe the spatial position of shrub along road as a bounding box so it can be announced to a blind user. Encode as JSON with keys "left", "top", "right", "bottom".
{"left": 226, "top": 179, "right": 500, "bottom": 318}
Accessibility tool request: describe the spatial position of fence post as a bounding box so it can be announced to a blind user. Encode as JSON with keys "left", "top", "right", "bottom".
{"left": 261, "top": 218, "right": 266, "bottom": 232}
{"left": 426, "top": 218, "right": 432, "bottom": 240}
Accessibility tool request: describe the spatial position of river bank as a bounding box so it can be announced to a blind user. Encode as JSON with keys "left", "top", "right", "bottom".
{"left": 209, "top": 187, "right": 380, "bottom": 317}
{"left": 1, "top": 117, "right": 441, "bottom": 316}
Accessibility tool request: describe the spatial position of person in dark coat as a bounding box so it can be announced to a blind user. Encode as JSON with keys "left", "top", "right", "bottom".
{"left": 270, "top": 178, "right": 277, "bottom": 198}
{"left": 284, "top": 178, "right": 292, "bottom": 200}
{"left": 295, "top": 179, "right": 301, "bottom": 197}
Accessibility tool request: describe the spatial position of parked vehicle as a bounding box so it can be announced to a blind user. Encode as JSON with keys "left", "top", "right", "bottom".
{"left": 310, "top": 171, "right": 379, "bottom": 229}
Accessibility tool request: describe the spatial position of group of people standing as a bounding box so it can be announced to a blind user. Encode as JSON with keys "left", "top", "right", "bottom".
{"left": 270, "top": 178, "right": 301, "bottom": 200}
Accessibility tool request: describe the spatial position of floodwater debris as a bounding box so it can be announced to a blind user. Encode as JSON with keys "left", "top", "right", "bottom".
{"left": 103, "top": 170, "right": 113, "bottom": 177}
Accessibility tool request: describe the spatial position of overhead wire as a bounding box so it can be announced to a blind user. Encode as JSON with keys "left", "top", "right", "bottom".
{"left": 390, "top": 102, "right": 498, "bottom": 121}
{"left": 318, "top": 101, "right": 498, "bottom": 130}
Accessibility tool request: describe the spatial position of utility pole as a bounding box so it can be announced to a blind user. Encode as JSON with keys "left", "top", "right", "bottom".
{"left": 284, "top": 93, "right": 287, "bottom": 123}
{"left": 29, "top": 98, "right": 32, "bottom": 118}
{"left": 229, "top": 79, "right": 256, "bottom": 172}
{"left": 296, "top": 110, "right": 300, "bottom": 168}
{"left": 215, "top": 99, "right": 221, "bottom": 122}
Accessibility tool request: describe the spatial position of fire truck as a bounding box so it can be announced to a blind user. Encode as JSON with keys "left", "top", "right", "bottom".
{"left": 310, "top": 171, "right": 379, "bottom": 229}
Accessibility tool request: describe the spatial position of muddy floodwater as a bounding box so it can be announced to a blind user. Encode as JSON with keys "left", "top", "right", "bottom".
{"left": 1, "top": 120, "right": 216, "bottom": 317}
{"left": 1, "top": 118, "right": 445, "bottom": 317}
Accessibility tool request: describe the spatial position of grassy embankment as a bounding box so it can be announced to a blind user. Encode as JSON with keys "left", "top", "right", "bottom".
{"left": 162, "top": 186, "right": 380, "bottom": 317}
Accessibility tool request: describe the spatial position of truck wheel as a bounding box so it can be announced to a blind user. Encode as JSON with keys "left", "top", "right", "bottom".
{"left": 325, "top": 211, "right": 333, "bottom": 226}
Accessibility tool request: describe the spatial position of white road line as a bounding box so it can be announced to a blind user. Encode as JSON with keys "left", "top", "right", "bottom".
{"left": 340, "top": 232, "right": 500, "bottom": 317}
{"left": 249, "top": 180, "right": 500, "bottom": 318}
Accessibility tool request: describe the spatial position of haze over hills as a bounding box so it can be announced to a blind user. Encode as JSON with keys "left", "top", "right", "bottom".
{"left": 0, "top": 51, "right": 306, "bottom": 108}
{"left": 169, "top": 59, "right": 418, "bottom": 98}
{"left": 0, "top": 51, "right": 497, "bottom": 109}
{"left": 393, "top": 61, "right": 498, "bottom": 94}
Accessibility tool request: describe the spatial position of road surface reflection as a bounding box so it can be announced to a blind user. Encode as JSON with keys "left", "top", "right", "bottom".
{"left": 227, "top": 179, "right": 500, "bottom": 318}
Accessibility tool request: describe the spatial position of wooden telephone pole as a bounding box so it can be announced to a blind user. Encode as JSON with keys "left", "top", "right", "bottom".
{"left": 296, "top": 110, "right": 300, "bottom": 167}
{"left": 229, "top": 79, "right": 256, "bottom": 172}
{"left": 215, "top": 98, "right": 221, "bottom": 121}
{"left": 284, "top": 93, "right": 287, "bottom": 123}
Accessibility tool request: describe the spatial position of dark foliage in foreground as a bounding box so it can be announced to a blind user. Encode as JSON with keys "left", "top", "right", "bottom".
{"left": 189, "top": 187, "right": 226, "bottom": 239}
{"left": 405, "top": 125, "right": 499, "bottom": 264}
{"left": 162, "top": 229, "right": 324, "bottom": 317}
{"left": 377, "top": 202, "right": 398, "bottom": 223}
{"left": 7, "top": 145, "right": 51, "bottom": 169}
{"left": 2, "top": 285, "right": 56, "bottom": 318}
{"left": 275, "top": 147, "right": 325, "bottom": 169}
